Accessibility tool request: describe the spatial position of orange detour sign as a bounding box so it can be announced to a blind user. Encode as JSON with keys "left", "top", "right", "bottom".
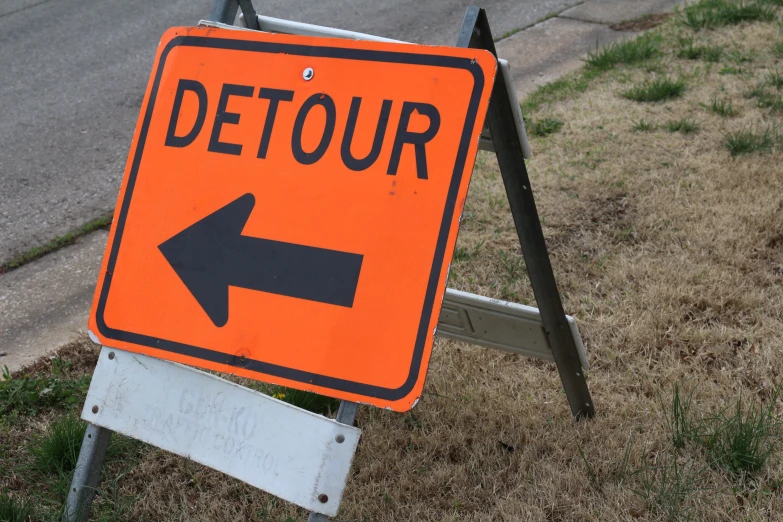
{"left": 88, "top": 26, "right": 496, "bottom": 411}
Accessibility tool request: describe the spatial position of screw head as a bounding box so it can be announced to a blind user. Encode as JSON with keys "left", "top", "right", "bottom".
{"left": 92, "top": 405, "right": 99, "bottom": 414}
{"left": 318, "top": 494, "right": 329, "bottom": 503}
{"left": 303, "top": 67, "right": 314, "bottom": 80}
{"left": 108, "top": 352, "right": 115, "bottom": 360}
{"left": 335, "top": 434, "right": 345, "bottom": 444}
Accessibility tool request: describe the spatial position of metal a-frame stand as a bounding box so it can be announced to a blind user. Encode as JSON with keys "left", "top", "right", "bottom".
{"left": 65, "top": 3, "right": 594, "bottom": 521}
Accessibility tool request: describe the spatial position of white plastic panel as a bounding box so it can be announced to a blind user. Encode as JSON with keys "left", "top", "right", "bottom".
{"left": 82, "top": 348, "right": 360, "bottom": 516}
{"left": 438, "top": 288, "right": 589, "bottom": 370}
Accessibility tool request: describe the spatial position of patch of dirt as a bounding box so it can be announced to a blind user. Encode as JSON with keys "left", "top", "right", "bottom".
{"left": 12, "top": 335, "right": 99, "bottom": 378}
{"left": 610, "top": 12, "right": 671, "bottom": 32}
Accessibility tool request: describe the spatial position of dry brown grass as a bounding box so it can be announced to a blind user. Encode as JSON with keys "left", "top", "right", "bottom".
{"left": 4, "top": 11, "right": 783, "bottom": 522}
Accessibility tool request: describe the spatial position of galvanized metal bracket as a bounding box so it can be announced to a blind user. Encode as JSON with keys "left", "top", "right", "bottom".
{"left": 64, "top": 423, "right": 113, "bottom": 522}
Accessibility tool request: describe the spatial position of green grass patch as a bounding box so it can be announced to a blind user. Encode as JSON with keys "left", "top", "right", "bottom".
{"left": 666, "top": 118, "right": 701, "bottom": 134}
{"left": 708, "top": 95, "right": 738, "bottom": 116}
{"left": 30, "top": 414, "right": 85, "bottom": 475}
{"left": 521, "top": 70, "right": 599, "bottom": 112}
{"left": 680, "top": 0, "right": 777, "bottom": 30}
{"left": 677, "top": 38, "right": 724, "bottom": 61}
{"left": 632, "top": 452, "right": 707, "bottom": 521}
{"left": 727, "top": 47, "right": 756, "bottom": 63}
{"left": 718, "top": 65, "right": 745, "bottom": 74}
{"left": 724, "top": 125, "right": 779, "bottom": 155}
{"left": 29, "top": 414, "right": 141, "bottom": 477}
{"left": 774, "top": 40, "right": 783, "bottom": 58}
{"left": 1, "top": 361, "right": 90, "bottom": 419}
{"left": 661, "top": 384, "right": 703, "bottom": 449}
{"left": 526, "top": 117, "right": 564, "bottom": 137}
{"left": 767, "top": 68, "right": 783, "bottom": 89}
{"left": 744, "top": 83, "right": 783, "bottom": 111}
{"left": 706, "top": 387, "right": 783, "bottom": 475}
{"left": 453, "top": 240, "right": 485, "bottom": 262}
{"left": 623, "top": 77, "right": 686, "bottom": 102}
{"left": 584, "top": 33, "right": 662, "bottom": 71}
{"left": 631, "top": 119, "right": 657, "bottom": 131}
{"left": 0, "top": 493, "right": 36, "bottom": 522}
{"left": 0, "top": 213, "right": 112, "bottom": 274}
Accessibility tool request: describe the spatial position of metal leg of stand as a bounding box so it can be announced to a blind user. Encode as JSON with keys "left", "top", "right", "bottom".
{"left": 210, "top": 0, "right": 258, "bottom": 28}
{"left": 457, "top": 7, "right": 595, "bottom": 420}
{"left": 64, "top": 423, "right": 113, "bottom": 522}
{"left": 307, "top": 401, "right": 358, "bottom": 522}
{"left": 209, "top": 0, "right": 239, "bottom": 24}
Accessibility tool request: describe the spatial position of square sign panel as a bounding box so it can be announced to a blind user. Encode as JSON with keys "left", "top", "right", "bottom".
{"left": 89, "top": 26, "right": 496, "bottom": 411}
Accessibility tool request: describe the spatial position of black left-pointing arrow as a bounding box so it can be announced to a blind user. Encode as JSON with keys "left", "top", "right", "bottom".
{"left": 158, "top": 193, "right": 363, "bottom": 327}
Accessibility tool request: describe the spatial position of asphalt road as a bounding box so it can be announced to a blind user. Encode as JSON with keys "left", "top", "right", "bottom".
{"left": 0, "top": 0, "right": 580, "bottom": 266}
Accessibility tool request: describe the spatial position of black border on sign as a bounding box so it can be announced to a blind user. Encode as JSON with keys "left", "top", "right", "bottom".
{"left": 95, "top": 34, "right": 485, "bottom": 402}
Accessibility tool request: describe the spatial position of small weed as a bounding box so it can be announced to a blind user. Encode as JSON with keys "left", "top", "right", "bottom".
{"left": 526, "top": 117, "right": 564, "bottom": 137}
{"left": 745, "top": 83, "right": 770, "bottom": 101}
{"left": 666, "top": 118, "right": 701, "bottom": 134}
{"left": 718, "top": 65, "right": 744, "bottom": 74}
{"left": 706, "top": 386, "right": 783, "bottom": 475}
{"left": 577, "top": 442, "right": 600, "bottom": 487}
{"left": 624, "top": 77, "right": 686, "bottom": 102}
{"left": 661, "top": 384, "right": 702, "bottom": 449}
{"left": 677, "top": 38, "right": 724, "bottom": 62}
{"left": 632, "top": 119, "right": 657, "bottom": 131}
{"left": 767, "top": 68, "right": 783, "bottom": 89}
{"left": 632, "top": 452, "right": 707, "bottom": 521}
{"left": 498, "top": 250, "right": 524, "bottom": 282}
{"left": 0, "top": 362, "right": 90, "bottom": 418}
{"left": 0, "top": 494, "right": 35, "bottom": 522}
{"left": 747, "top": 85, "right": 783, "bottom": 111}
{"left": 701, "top": 45, "right": 726, "bottom": 62}
{"left": 727, "top": 47, "right": 756, "bottom": 63}
{"left": 774, "top": 40, "right": 783, "bottom": 58}
{"left": 708, "top": 95, "right": 738, "bottom": 116}
{"left": 30, "top": 414, "right": 85, "bottom": 474}
{"left": 585, "top": 33, "right": 662, "bottom": 71}
{"left": 453, "top": 246, "right": 471, "bottom": 262}
{"left": 724, "top": 125, "right": 779, "bottom": 155}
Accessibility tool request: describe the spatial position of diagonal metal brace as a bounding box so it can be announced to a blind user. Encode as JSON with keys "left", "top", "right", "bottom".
{"left": 457, "top": 6, "right": 595, "bottom": 420}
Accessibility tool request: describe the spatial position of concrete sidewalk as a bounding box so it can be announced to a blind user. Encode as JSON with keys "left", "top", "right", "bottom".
{"left": 0, "top": 0, "right": 680, "bottom": 374}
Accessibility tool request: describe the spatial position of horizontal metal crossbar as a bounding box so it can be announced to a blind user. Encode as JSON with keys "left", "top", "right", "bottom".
{"left": 438, "top": 288, "right": 589, "bottom": 370}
